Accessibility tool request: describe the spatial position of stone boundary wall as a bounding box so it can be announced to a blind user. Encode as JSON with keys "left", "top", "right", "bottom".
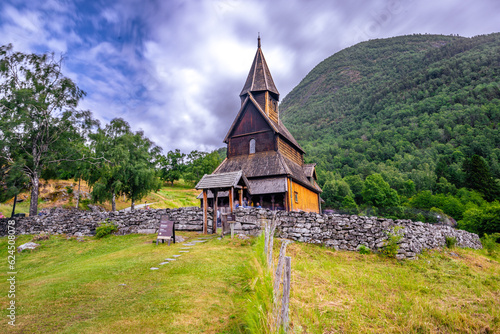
{"left": 275, "top": 210, "right": 482, "bottom": 259}
{"left": 0, "top": 207, "right": 213, "bottom": 236}
{"left": 0, "top": 207, "right": 482, "bottom": 259}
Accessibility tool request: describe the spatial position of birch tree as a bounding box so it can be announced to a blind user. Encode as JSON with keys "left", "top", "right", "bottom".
{"left": 0, "top": 44, "right": 91, "bottom": 216}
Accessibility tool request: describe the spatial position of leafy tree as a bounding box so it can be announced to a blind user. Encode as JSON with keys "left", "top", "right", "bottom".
{"left": 458, "top": 201, "right": 500, "bottom": 237}
{"left": 184, "top": 150, "right": 222, "bottom": 185}
{"left": 401, "top": 179, "right": 416, "bottom": 198}
{"left": 341, "top": 195, "right": 358, "bottom": 214}
{"left": 120, "top": 129, "right": 161, "bottom": 210}
{"left": 322, "top": 178, "right": 353, "bottom": 208}
{"left": 362, "top": 174, "right": 400, "bottom": 208}
{"left": 159, "top": 149, "right": 185, "bottom": 185}
{"left": 463, "top": 155, "right": 500, "bottom": 201}
{"left": 86, "top": 119, "right": 129, "bottom": 211}
{"left": 0, "top": 44, "right": 93, "bottom": 216}
{"left": 86, "top": 118, "right": 160, "bottom": 211}
{"left": 344, "top": 174, "right": 364, "bottom": 203}
{"left": 435, "top": 177, "right": 457, "bottom": 195}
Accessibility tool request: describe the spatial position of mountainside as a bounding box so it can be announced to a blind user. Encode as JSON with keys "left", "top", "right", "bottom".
{"left": 280, "top": 33, "right": 500, "bottom": 197}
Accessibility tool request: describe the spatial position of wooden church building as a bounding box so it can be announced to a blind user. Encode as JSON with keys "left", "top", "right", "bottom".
{"left": 196, "top": 37, "right": 322, "bottom": 213}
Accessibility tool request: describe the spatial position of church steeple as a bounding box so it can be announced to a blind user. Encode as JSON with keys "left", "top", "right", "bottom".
{"left": 239, "top": 36, "right": 279, "bottom": 100}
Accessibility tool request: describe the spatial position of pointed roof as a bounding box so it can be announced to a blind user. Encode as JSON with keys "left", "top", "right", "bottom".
{"left": 240, "top": 36, "right": 279, "bottom": 98}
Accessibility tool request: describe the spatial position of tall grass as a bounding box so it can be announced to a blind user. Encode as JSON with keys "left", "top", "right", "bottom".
{"left": 244, "top": 233, "right": 275, "bottom": 334}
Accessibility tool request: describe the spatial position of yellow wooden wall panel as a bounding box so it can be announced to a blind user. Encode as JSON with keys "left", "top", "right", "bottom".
{"left": 289, "top": 179, "right": 320, "bottom": 213}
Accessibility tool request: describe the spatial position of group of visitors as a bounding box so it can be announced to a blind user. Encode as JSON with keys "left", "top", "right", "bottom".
{"left": 234, "top": 197, "right": 261, "bottom": 209}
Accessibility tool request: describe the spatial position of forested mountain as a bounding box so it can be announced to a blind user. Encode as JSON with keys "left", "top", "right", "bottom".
{"left": 281, "top": 33, "right": 499, "bottom": 193}
{"left": 280, "top": 33, "right": 500, "bottom": 230}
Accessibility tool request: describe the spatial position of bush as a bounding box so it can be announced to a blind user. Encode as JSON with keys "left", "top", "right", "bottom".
{"left": 358, "top": 245, "right": 371, "bottom": 254}
{"left": 95, "top": 220, "right": 118, "bottom": 238}
{"left": 381, "top": 226, "right": 404, "bottom": 258}
{"left": 445, "top": 236, "right": 457, "bottom": 248}
{"left": 481, "top": 233, "right": 500, "bottom": 257}
{"left": 458, "top": 202, "right": 500, "bottom": 237}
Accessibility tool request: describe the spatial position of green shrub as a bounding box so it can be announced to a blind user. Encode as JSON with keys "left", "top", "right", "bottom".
{"left": 381, "top": 226, "right": 404, "bottom": 258}
{"left": 481, "top": 233, "right": 500, "bottom": 257}
{"left": 445, "top": 236, "right": 457, "bottom": 248}
{"left": 358, "top": 244, "right": 371, "bottom": 254}
{"left": 95, "top": 220, "right": 118, "bottom": 238}
{"left": 458, "top": 202, "right": 500, "bottom": 237}
{"left": 66, "top": 186, "right": 73, "bottom": 195}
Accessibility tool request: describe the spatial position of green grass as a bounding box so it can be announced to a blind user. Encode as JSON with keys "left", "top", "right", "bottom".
{"left": 148, "top": 180, "right": 200, "bottom": 209}
{"left": 0, "top": 201, "right": 30, "bottom": 217}
{"left": 1, "top": 233, "right": 498, "bottom": 333}
{"left": 287, "top": 243, "right": 500, "bottom": 333}
{"left": 0, "top": 232, "right": 254, "bottom": 333}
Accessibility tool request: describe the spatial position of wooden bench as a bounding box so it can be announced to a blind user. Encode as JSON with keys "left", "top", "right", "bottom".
{"left": 156, "top": 215, "right": 175, "bottom": 246}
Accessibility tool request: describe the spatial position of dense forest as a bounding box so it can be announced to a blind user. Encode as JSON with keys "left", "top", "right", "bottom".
{"left": 280, "top": 33, "right": 500, "bottom": 236}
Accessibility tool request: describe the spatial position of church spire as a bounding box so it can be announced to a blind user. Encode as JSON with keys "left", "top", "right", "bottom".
{"left": 239, "top": 35, "right": 279, "bottom": 99}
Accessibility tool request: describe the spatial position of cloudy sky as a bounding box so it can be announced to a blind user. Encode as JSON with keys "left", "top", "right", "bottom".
{"left": 1, "top": 0, "right": 499, "bottom": 153}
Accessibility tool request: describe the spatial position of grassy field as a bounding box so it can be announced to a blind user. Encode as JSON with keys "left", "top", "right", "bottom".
{"left": 148, "top": 180, "right": 200, "bottom": 209}
{"left": 0, "top": 232, "right": 254, "bottom": 333}
{"left": 0, "top": 233, "right": 498, "bottom": 333}
{"left": 0, "top": 179, "right": 200, "bottom": 217}
{"left": 287, "top": 244, "right": 500, "bottom": 333}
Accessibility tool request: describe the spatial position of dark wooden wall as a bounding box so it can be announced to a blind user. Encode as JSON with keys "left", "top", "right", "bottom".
{"left": 228, "top": 131, "right": 275, "bottom": 157}
{"left": 231, "top": 103, "right": 269, "bottom": 136}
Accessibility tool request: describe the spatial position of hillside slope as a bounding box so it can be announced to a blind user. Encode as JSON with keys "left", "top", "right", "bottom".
{"left": 280, "top": 33, "right": 500, "bottom": 194}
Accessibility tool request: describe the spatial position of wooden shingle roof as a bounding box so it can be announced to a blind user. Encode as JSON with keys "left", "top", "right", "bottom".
{"left": 195, "top": 171, "right": 249, "bottom": 190}
{"left": 239, "top": 37, "right": 279, "bottom": 98}
{"left": 214, "top": 151, "right": 321, "bottom": 194}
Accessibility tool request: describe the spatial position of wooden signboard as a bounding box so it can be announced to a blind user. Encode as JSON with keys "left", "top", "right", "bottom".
{"left": 156, "top": 216, "right": 175, "bottom": 245}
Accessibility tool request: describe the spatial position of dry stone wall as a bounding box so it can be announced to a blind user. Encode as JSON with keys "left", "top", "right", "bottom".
{"left": 275, "top": 211, "right": 482, "bottom": 259}
{"left": 1, "top": 207, "right": 213, "bottom": 236}
{"left": 0, "top": 207, "right": 482, "bottom": 259}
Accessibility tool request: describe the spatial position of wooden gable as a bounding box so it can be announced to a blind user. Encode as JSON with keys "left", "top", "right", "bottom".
{"left": 231, "top": 102, "right": 271, "bottom": 137}
{"left": 226, "top": 97, "right": 277, "bottom": 158}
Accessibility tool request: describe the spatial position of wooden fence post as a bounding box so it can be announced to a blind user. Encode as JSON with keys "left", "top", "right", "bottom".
{"left": 274, "top": 240, "right": 290, "bottom": 297}
{"left": 268, "top": 212, "right": 277, "bottom": 270}
{"left": 264, "top": 219, "right": 270, "bottom": 265}
{"left": 281, "top": 256, "right": 291, "bottom": 333}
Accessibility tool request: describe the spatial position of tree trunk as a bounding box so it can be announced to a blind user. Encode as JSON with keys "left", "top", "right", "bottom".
{"left": 112, "top": 192, "right": 116, "bottom": 212}
{"left": 29, "top": 174, "right": 39, "bottom": 217}
{"left": 76, "top": 177, "right": 81, "bottom": 209}
{"left": 131, "top": 198, "right": 135, "bottom": 211}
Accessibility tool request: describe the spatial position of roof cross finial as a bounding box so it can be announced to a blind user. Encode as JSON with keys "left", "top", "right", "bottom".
{"left": 258, "top": 32, "right": 261, "bottom": 48}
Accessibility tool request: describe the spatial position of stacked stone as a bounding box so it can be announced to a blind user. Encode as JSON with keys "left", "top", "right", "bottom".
{"left": 4, "top": 207, "right": 209, "bottom": 236}
{"left": 1, "top": 207, "right": 482, "bottom": 259}
{"left": 275, "top": 211, "right": 482, "bottom": 259}
{"left": 232, "top": 207, "right": 271, "bottom": 236}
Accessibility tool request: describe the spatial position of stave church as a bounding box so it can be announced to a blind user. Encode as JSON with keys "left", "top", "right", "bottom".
{"left": 196, "top": 36, "right": 322, "bottom": 213}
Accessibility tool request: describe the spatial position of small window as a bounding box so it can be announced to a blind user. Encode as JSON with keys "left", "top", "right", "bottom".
{"left": 294, "top": 191, "right": 298, "bottom": 203}
{"left": 249, "top": 138, "right": 256, "bottom": 154}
